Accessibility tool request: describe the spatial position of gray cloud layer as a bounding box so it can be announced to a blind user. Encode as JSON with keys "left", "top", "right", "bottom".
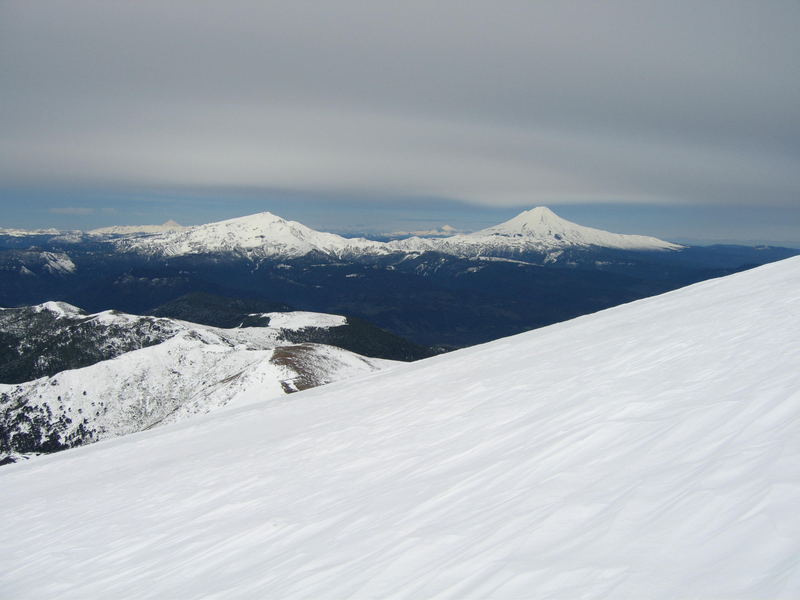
{"left": 2, "top": 1, "right": 798, "bottom": 207}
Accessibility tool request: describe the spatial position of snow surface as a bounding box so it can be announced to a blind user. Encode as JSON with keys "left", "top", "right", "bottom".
{"left": 256, "top": 310, "right": 348, "bottom": 330}
{"left": 2, "top": 258, "right": 799, "bottom": 599}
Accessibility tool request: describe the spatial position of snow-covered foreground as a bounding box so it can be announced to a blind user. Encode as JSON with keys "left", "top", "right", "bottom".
{"left": 3, "top": 258, "right": 800, "bottom": 599}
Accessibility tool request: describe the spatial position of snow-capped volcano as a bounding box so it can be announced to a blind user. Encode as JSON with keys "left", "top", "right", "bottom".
{"left": 2, "top": 257, "right": 797, "bottom": 598}
{"left": 389, "top": 206, "right": 682, "bottom": 256}
{"left": 475, "top": 205, "right": 681, "bottom": 249}
{"left": 115, "top": 211, "right": 388, "bottom": 258}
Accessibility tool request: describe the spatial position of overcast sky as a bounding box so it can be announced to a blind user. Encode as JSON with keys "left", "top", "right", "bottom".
{"left": 1, "top": 1, "right": 799, "bottom": 243}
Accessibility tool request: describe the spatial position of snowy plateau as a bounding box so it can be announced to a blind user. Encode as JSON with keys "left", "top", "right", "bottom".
{"left": 2, "top": 257, "right": 799, "bottom": 599}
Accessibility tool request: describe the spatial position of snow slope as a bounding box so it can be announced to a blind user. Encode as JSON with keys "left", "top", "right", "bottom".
{"left": 2, "top": 258, "right": 799, "bottom": 599}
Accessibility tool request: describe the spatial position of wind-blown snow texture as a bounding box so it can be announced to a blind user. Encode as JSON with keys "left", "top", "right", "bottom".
{"left": 2, "top": 258, "right": 799, "bottom": 599}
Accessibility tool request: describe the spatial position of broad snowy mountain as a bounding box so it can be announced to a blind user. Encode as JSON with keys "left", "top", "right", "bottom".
{"left": 113, "top": 211, "right": 389, "bottom": 258}
{"left": 1, "top": 305, "right": 393, "bottom": 458}
{"left": 2, "top": 257, "right": 798, "bottom": 598}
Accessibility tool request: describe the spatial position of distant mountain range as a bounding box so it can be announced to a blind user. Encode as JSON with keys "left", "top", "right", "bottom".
{"left": 87, "top": 206, "right": 684, "bottom": 259}
{"left": 1, "top": 207, "right": 797, "bottom": 346}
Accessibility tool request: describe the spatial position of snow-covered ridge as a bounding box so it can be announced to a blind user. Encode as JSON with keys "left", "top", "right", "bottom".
{"left": 89, "top": 220, "right": 186, "bottom": 236}
{"left": 0, "top": 305, "right": 394, "bottom": 455}
{"left": 0, "top": 227, "right": 63, "bottom": 237}
{"left": 2, "top": 257, "right": 797, "bottom": 598}
{"left": 0, "top": 331, "right": 391, "bottom": 451}
{"left": 0, "top": 302, "right": 364, "bottom": 385}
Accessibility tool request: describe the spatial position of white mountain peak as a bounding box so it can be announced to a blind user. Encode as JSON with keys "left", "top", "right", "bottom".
{"left": 469, "top": 206, "right": 682, "bottom": 251}
{"left": 475, "top": 206, "right": 573, "bottom": 235}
